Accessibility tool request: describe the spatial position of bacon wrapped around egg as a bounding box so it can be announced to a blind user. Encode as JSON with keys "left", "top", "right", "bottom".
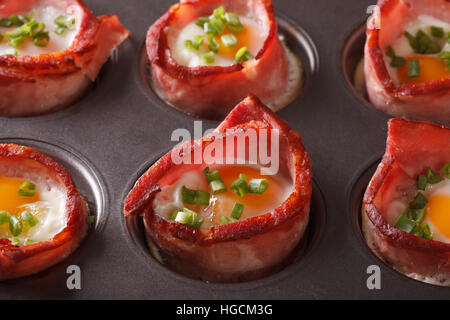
{"left": 362, "top": 119, "right": 450, "bottom": 286}
{"left": 124, "top": 94, "right": 312, "bottom": 283}
{"left": 0, "top": 144, "right": 89, "bottom": 281}
{"left": 0, "top": 0, "right": 130, "bottom": 117}
{"left": 146, "top": 0, "right": 302, "bottom": 119}
{"left": 365, "top": 0, "right": 450, "bottom": 124}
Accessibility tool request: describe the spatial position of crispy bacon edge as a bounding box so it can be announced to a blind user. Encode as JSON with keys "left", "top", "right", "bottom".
{"left": 0, "top": 144, "right": 88, "bottom": 281}
{"left": 362, "top": 118, "right": 450, "bottom": 286}
{"left": 146, "top": 0, "right": 290, "bottom": 119}
{"left": 0, "top": 0, "right": 130, "bottom": 117}
{"left": 365, "top": 0, "right": 450, "bottom": 124}
{"left": 124, "top": 94, "right": 312, "bottom": 281}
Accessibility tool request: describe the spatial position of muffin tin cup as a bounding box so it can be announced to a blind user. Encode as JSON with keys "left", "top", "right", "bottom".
{"left": 0, "top": 0, "right": 449, "bottom": 299}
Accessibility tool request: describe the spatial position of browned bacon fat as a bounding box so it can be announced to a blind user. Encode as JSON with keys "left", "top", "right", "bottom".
{"left": 0, "top": 0, "right": 130, "bottom": 117}
{"left": 0, "top": 144, "right": 88, "bottom": 280}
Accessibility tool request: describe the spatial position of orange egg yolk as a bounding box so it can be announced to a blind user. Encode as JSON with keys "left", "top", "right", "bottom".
{"left": 184, "top": 165, "right": 290, "bottom": 228}
{"left": 213, "top": 25, "right": 251, "bottom": 60}
{"left": 425, "top": 194, "right": 450, "bottom": 239}
{"left": 0, "top": 176, "right": 40, "bottom": 216}
{"left": 397, "top": 55, "right": 450, "bottom": 84}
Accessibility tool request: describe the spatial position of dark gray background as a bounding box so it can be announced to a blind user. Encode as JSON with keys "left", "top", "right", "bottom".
{"left": 0, "top": 0, "right": 448, "bottom": 299}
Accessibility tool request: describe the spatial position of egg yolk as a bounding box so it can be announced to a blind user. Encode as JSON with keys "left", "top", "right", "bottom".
{"left": 184, "top": 165, "right": 289, "bottom": 228}
{"left": 425, "top": 194, "right": 450, "bottom": 238}
{"left": 0, "top": 176, "right": 40, "bottom": 216}
{"left": 397, "top": 55, "right": 450, "bottom": 84}
{"left": 214, "top": 25, "right": 251, "bottom": 60}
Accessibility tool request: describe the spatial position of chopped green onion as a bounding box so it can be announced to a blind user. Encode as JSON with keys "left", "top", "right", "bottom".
{"left": 394, "top": 215, "right": 416, "bottom": 233}
{"left": 439, "top": 51, "right": 450, "bottom": 69}
{"left": 0, "top": 34, "right": 3, "bottom": 42}
{"left": 9, "top": 215, "right": 23, "bottom": 237}
{"left": 25, "top": 12, "right": 35, "bottom": 22}
{"left": 9, "top": 237, "right": 20, "bottom": 246}
{"left": 420, "top": 224, "right": 433, "bottom": 240}
{"left": 5, "top": 27, "right": 26, "bottom": 39}
{"left": 417, "top": 174, "right": 427, "bottom": 191}
{"left": 181, "top": 186, "right": 210, "bottom": 205}
{"left": 54, "top": 15, "right": 75, "bottom": 35}
{"left": 409, "top": 192, "right": 428, "bottom": 209}
{"left": 170, "top": 209, "right": 180, "bottom": 221}
{"left": 235, "top": 46, "right": 253, "bottom": 63}
{"left": 405, "top": 30, "right": 441, "bottom": 54}
{"left": 208, "top": 35, "right": 219, "bottom": 53}
{"left": 21, "top": 211, "right": 38, "bottom": 228}
{"left": 221, "top": 33, "right": 237, "bottom": 47}
{"left": 9, "top": 15, "right": 24, "bottom": 27}
{"left": 225, "top": 13, "right": 243, "bottom": 33}
{"left": 184, "top": 39, "right": 203, "bottom": 51}
{"left": 441, "top": 162, "right": 450, "bottom": 179}
{"left": 208, "top": 16, "right": 225, "bottom": 34}
{"left": 33, "top": 31, "right": 49, "bottom": 47}
{"left": 230, "top": 174, "right": 249, "bottom": 197}
{"left": 385, "top": 46, "right": 405, "bottom": 67}
{"left": 408, "top": 60, "right": 420, "bottom": 78}
{"left": 204, "top": 21, "right": 220, "bottom": 35}
{"left": 213, "top": 6, "right": 226, "bottom": 19}
{"left": 426, "top": 167, "right": 443, "bottom": 184}
{"left": 18, "top": 181, "right": 37, "bottom": 197}
{"left": 8, "top": 36, "right": 24, "bottom": 48}
{"left": 405, "top": 207, "right": 426, "bottom": 225}
{"left": 25, "top": 239, "right": 36, "bottom": 246}
{"left": 431, "top": 26, "right": 444, "bottom": 38}
{"left": 173, "top": 208, "right": 203, "bottom": 229}
{"left": 248, "top": 178, "right": 269, "bottom": 194}
{"left": 0, "top": 211, "right": 11, "bottom": 225}
{"left": 195, "top": 17, "right": 209, "bottom": 28}
{"left": 221, "top": 216, "right": 231, "bottom": 225}
{"left": 203, "top": 167, "right": 227, "bottom": 194}
{"left": 202, "top": 51, "right": 215, "bottom": 64}
{"left": 230, "top": 202, "right": 244, "bottom": 220}
{"left": 0, "top": 18, "right": 12, "bottom": 28}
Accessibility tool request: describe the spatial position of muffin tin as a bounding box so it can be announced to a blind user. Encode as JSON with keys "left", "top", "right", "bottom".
{"left": 1, "top": 0, "right": 448, "bottom": 299}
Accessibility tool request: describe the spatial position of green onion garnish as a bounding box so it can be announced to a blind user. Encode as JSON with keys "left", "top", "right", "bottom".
{"left": 203, "top": 167, "right": 227, "bottom": 194}
{"left": 248, "top": 178, "right": 269, "bottom": 194}
{"left": 404, "top": 30, "right": 441, "bottom": 54}
{"left": 439, "top": 51, "right": 450, "bottom": 69}
{"left": 221, "top": 33, "right": 237, "bottom": 47}
{"left": 221, "top": 216, "right": 231, "bottom": 225}
{"left": 417, "top": 174, "right": 427, "bottom": 191}
{"left": 21, "top": 211, "right": 38, "bottom": 228}
{"left": 230, "top": 174, "right": 249, "bottom": 197}
{"left": 204, "top": 21, "right": 220, "bottom": 35}
{"left": 9, "top": 215, "right": 23, "bottom": 237}
{"left": 0, "top": 211, "right": 11, "bottom": 225}
{"left": 235, "top": 46, "right": 253, "bottom": 63}
{"left": 9, "top": 15, "right": 24, "bottom": 27}
{"left": 25, "top": 239, "right": 36, "bottom": 246}
{"left": 0, "top": 18, "right": 12, "bottom": 28}
{"left": 408, "top": 60, "right": 420, "bottom": 78}
{"left": 9, "top": 237, "right": 20, "bottom": 246}
{"left": 230, "top": 202, "right": 244, "bottom": 220}
{"left": 225, "top": 13, "right": 243, "bottom": 33}
{"left": 181, "top": 186, "right": 210, "bottom": 205}
{"left": 405, "top": 207, "right": 426, "bottom": 225}
{"left": 202, "top": 51, "right": 215, "bottom": 64}
{"left": 208, "top": 35, "right": 219, "bottom": 53}
{"left": 172, "top": 208, "right": 203, "bottom": 229}
{"left": 54, "top": 15, "right": 75, "bottom": 35}
{"left": 195, "top": 17, "right": 209, "bottom": 28}
{"left": 385, "top": 46, "right": 405, "bottom": 68}
{"left": 18, "top": 181, "right": 37, "bottom": 197}
{"left": 394, "top": 214, "right": 416, "bottom": 233}
{"left": 441, "top": 162, "right": 450, "bottom": 179}
{"left": 213, "top": 6, "right": 226, "bottom": 19}
{"left": 0, "top": 34, "right": 3, "bottom": 42}
{"left": 426, "top": 167, "right": 443, "bottom": 184}
{"left": 431, "top": 26, "right": 444, "bottom": 38}
{"left": 419, "top": 224, "right": 433, "bottom": 240}
{"left": 409, "top": 192, "right": 428, "bottom": 209}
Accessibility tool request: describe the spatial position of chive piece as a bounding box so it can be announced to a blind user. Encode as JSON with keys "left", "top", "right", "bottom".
{"left": 173, "top": 208, "right": 203, "bottom": 229}
{"left": 235, "top": 46, "right": 253, "bottom": 63}
{"left": 25, "top": 239, "right": 36, "bottom": 246}
{"left": 181, "top": 186, "right": 210, "bottom": 205}
{"left": 21, "top": 211, "right": 38, "bottom": 228}
{"left": 394, "top": 215, "right": 416, "bottom": 233}
{"left": 0, "top": 211, "right": 11, "bottom": 225}
{"left": 405, "top": 208, "right": 426, "bottom": 225}
{"left": 25, "top": 12, "right": 35, "bottom": 22}
{"left": 209, "top": 16, "right": 225, "bottom": 34}
{"left": 18, "top": 181, "right": 37, "bottom": 197}
{"left": 5, "top": 27, "right": 26, "bottom": 39}
{"left": 221, "top": 216, "right": 231, "bottom": 225}
{"left": 170, "top": 209, "right": 180, "bottom": 221}
{"left": 9, "top": 237, "right": 20, "bottom": 246}
{"left": 221, "top": 33, "right": 237, "bottom": 47}
{"left": 248, "top": 178, "right": 269, "bottom": 194}
{"left": 195, "top": 17, "right": 209, "bottom": 28}
{"left": 0, "top": 34, "right": 3, "bottom": 42}
{"left": 431, "top": 26, "right": 444, "bottom": 38}
{"left": 54, "top": 15, "right": 75, "bottom": 35}
{"left": 213, "top": 6, "right": 226, "bottom": 19}
{"left": 204, "top": 21, "right": 219, "bottom": 35}
{"left": 203, "top": 167, "right": 221, "bottom": 182}
{"left": 408, "top": 60, "right": 420, "bottom": 78}
{"left": 192, "top": 217, "right": 204, "bottom": 229}
{"left": 439, "top": 51, "right": 450, "bottom": 69}
{"left": 391, "top": 56, "right": 405, "bottom": 68}
{"left": 9, "top": 216, "right": 23, "bottom": 237}
{"left": 409, "top": 192, "right": 428, "bottom": 209}
{"left": 225, "top": 13, "right": 243, "bottom": 33}
{"left": 8, "top": 36, "right": 24, "bottom": 48}
{"left": 385, "top": 45, "right": 395, "bottom": 58}
{"left": 230, "top": 174, "right": 249, "bottom": 197}
{"left": 208, "top": 35, "right": 219, "bottom": 53}
{"left": 9, "top": 15, "right": 24, "bottom": 26}
{"left": 203, "top": 167, "right": 227, "bottom": 194}
{"left": 404, "top": 31, "right": 419, "bottom": 51}
{"left": 417, "top": 174, "right": 427, "bottom": 190}
{"left": 184, "top": 40, "right": 197, "bottom": 51}
{"left": 421, "top": 224, "right": 433, "bottom": 240}
{"left": 230, "top": 202, "right": 244, "bottom": 220}
{"left": 0, "top": 18, "right": 12, "bottom": 27}
{"left": 203, "top": 51, "right": 215, "bottom": 64}
{"left": 441, "top": 162, "right": 450, "bottom": 179}
{"left": 426, "top": 167, "right": 443, "bottom": 184}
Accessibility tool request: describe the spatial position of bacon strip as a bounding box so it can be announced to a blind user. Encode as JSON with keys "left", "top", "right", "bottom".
{"left": 146, "top": 0, "right": 290, "bottom": 120}
{"left": 0, "top": 0, "right": 130, "bottom": 117}
{"left": 124, "top": 94, "right": 312, "bottom": 282}
{"left": 0, "top": 144, "right": 88, "bottom": 281}
{"left": 365, "top": 0, "right": 450, "bottom": 124}
{"left": 362, "top": 119, "right": 450, "bottom": 286}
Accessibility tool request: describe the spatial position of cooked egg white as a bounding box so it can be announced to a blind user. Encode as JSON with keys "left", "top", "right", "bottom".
{"left": 0, "top": 5, "right": 79, "bottom": 56}
{"left": 0, "top": 176, "right": 66, "bottom": 244}
{"left": 153, "top": 165, "right": 293, "bottom": 229}
{"left": 385, "top": 15, "right": 450, "bottom": 85}
{"left": 171, "top": 17, "right": 265, "bottom": 67}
